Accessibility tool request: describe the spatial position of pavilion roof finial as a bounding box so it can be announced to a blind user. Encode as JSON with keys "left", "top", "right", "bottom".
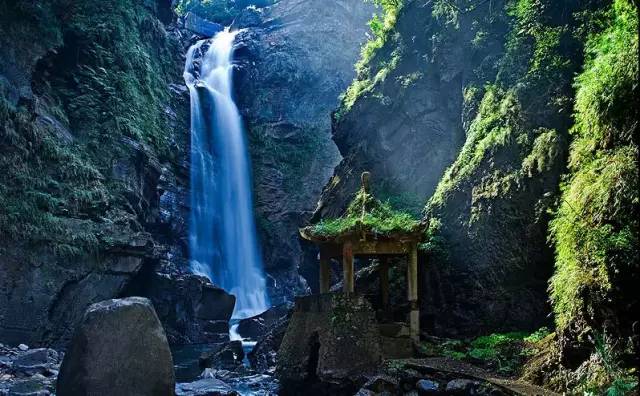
{"left": 299, "top": 169, "right": 423, "bottom": 243}
{"left": 360, "top": 172, "right": 371, "bottom": 228}
{"left": 361, "top": 171, "right": 371, "bottom": 194}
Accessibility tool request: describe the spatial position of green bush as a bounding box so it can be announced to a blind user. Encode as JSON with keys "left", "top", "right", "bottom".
{"left": 427, "top": 86, "right": 528, "bottom": 211}
{"left": 419, "top": 328, "right": 551, "bottom": 376}
{"left": 575, "top": 332, "right": 639, "bottom": 395}
{"left": 174, "top": 0, "right": 237, "bottom": 23}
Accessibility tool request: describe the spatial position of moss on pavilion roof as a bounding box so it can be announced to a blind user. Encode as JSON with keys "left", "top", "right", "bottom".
{"left": 300, "top": 174, "right": 423, "bottom": 242}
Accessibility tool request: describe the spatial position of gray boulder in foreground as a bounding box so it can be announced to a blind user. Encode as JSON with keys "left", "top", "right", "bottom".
{"left": 56, "top": 297, "right": 175, "bottom": 396}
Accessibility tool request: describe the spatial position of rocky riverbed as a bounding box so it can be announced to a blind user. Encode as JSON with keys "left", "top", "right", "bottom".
{"left": 0, "top": 343, "right": 554, "bottom": 396}
{"left": 0, "top": 297, "right": 282, "bottom": 396}
{"left": 176, "top": 367, "right": 278, "bottom": 396}
{"left": 0, "top": 295, "right": 556, "bottom": 396}
{"left": 0, "top": 343, "right": 60, "bottom": 396}
{"left": 0, "top": 342, "right": 278, "bottom": 396}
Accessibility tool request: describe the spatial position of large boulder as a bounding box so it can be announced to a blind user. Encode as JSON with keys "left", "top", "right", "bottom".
{"left": 236, "top": 302, "right": 292, "bottom": 340}
{"left": 131, "top": 272, "right": 236, "bottom": 345}
{"left": 56, "top": 297, "right": 175, "bottom": 396}
{"left": 199, "top": 341, "right": 245, "bottom": 371}
{"left": 0, "top": 0, "right": 191, "bottom": 350}
{"left": 247, "top": 307, "right": 291, "bottom": 373}
{"left": 276, "top": 294, "right": 382, "bottom": 394}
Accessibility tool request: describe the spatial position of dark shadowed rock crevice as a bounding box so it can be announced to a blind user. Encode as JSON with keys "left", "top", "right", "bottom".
{"left": 236, "top": 302, "right": 292, "bottom": 341}
{"left": 231, "top": 0, "right": 375, "bottom": 304}
{"left": 123, "top": 270, "right": 236, "bottom": 345}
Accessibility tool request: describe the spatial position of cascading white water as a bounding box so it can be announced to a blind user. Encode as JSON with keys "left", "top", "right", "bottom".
{"left": 184, "top": 29, "right": 269, "bottom": 319}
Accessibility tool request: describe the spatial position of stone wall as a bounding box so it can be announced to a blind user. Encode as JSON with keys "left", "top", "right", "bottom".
{"left": 277, "top": 294, "right": 382, "bottom": 394}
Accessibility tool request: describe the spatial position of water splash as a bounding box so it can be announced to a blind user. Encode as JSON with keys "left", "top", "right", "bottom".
{"left": 184, "top": 29, "right": 269, "bottom": 319}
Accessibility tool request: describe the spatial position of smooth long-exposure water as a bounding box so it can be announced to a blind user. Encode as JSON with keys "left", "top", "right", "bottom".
{"left": 184, "top": 29, "right": 269, "bottom": 319}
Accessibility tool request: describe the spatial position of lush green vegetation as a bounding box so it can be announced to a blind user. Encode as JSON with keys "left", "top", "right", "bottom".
{"left": 308, "top": 186, "right": 420, "bottom": 238}
{"left": 373, "top": 180, "right": 425, "bottom": 216}
{"left": 545, "top": 2, "right": 639, "bottom": 393}
{"left": 580, "top": 332, "right": 638, "bottom": 395}
{"left": 419, "top": 328, "right": 551, "bottom": 376}
{"left": 550, "top": 0, "right": 638, "bottom": 333}
{"left": 337, "top": 0, "right": 638, "bottom": 392}
{"left": 426, "top": 0, "right": 592, "bottom": 215}
{"left": 174, "top": 0, "right": 277, "bottom": 24}
{"left": 427, "top": 87, "right": 563, "bottom": 215}
{"left": 175, "top": 0, "right": 236, "bottom": 23}
{"left": 0, "top": 0, "right": 183, "bottom": 257}
{"left": 361, "top": 0, "right": 403, "bottom": 66}
{"left": 423, "top": 0, "right": 638, "bottom": 392}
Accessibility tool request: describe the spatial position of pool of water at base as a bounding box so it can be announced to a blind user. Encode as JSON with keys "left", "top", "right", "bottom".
{"left": 171, "top": 342, "right": 278, "bottom": 395}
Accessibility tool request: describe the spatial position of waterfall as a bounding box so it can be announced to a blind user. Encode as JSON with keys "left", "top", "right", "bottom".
{"left": 184, "top": 29, "right": 269, "bottom": 319}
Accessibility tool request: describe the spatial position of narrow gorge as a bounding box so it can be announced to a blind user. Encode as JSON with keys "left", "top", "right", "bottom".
{"left": 0, "top": 0, "right": 638, "bottom": 395}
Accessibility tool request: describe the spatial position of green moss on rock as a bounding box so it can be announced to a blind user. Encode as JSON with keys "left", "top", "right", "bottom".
{"left": 307, "top": 186, "right": 420, "bottom": 239}
{"left": 418, "top": 328, "right": 551, "bottom": 376}
{"left": 0, "top": 0, "right": 184, "bottom": 257}
{"left": 549, "top": 0, "right": 638, "bottom": 339}
{"left": 336, "top": 0, "right": 404, "bottom": 119}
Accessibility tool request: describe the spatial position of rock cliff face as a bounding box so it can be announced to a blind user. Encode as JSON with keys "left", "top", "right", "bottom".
{"left": 231, "top": 0, "right": 375, "bottom": 303}
{"left": 0, "top": 0, "right": 375, "bottom": 347}
{"left": 312, "top": 0, "right": 493, "bottom": 220}
{"left": 0, "top": 0, "right": 193, "bottom": 347}
{"left": 312, "top": 0, "right": 576, "bottom": 337}
{"left": 419, "top": 0, "right": 600, "bottom": 338}
{"left": 0, "top": 0, "right": 374, "bottom": 347}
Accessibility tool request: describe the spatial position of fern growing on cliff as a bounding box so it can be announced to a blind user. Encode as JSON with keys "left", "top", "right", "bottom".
{"left": 550, "top": 0, "right": 638, "bottom": 346}
{"left": 0, "top": 0, "right": 183, "bottom": 257}
{"left": 337, "top": 0, "right": 404, "bottom": 118}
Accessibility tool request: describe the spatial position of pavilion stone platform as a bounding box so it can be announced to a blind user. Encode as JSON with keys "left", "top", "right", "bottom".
{"left": 294, "top": 172, "right": 425, "bottom": 360}
{"left": 276, "top": 293, "right": 383, "bottom": 391}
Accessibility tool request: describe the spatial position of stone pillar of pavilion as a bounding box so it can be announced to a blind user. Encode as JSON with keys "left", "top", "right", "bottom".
{"left": 379, "top": 257, "right": 390, "bottom": 314}
{"left": 299, "top": 172, "right": 425, "bottom": 343}
{"left": 319, "top": 251, "right": 331, "bottom": 293}
{"left": 343, "top": 241, "right": 354, "bottom": 293}
{"left": 408, "top": 243, "right": 419, "bottom": 342}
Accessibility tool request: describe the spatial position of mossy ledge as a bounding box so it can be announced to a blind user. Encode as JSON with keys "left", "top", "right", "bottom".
{"left": 304, "top": 185, "right": 421, "bottom": 240}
